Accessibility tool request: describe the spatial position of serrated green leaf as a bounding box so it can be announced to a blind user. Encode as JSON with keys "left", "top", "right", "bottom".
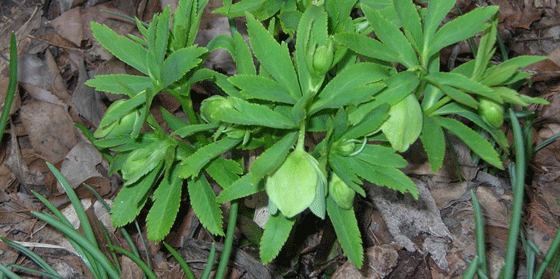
{"left": 362, "top": 6, "right": 418, "bottom": 68}
{"left": 85, "top": 74, "right": 152, "bottom": 96}
{"left": 420, "top": 115, "right": 445, "bottom": 173}
{"left": 211, "top": 97, "right": 297, "bottom": 128}
{"left": 229, "top": 75, "right": 297, "bottom": 104}
{"left": 426, "top": 72, "right": 500, "bottom": 102}
{"left": 160, "top": 107, "right": 188, "bottom": 131}
{"left": 439, "top": 84, "right": 479, "bottom": 109}
{"left": 213, "top": 0, "right": 265, "bottom": 17}
{"left": 233, "top": 31, "right": 257, "bottom": 75}
{"left": 260, "top": 213, "right": 295, "bottom": 264}
{"left": 179, "top": 137, "right": 240, "bottom": 179}
{"left": 334, "top": 32, "right": 401, "bottom": 63}
{"left": 171, "top": 123, "right": 220, "bottom": 137}
{"left": 342, "top": 104, "right": 389, "bottom": 140}
{"left": 434, "top": 115, "right": 503, "bottom": 169}
{"left": 146, "top": 163, "right": 182, "bottom": 242}
{"left": 205, "top": 157, "right": 243, "bottom": 189}
{"left": 250, "top": 131, "right": 298, "bottom": 184}
{"left": 111, "top": 164, "right": 162, "bottom": 227}
{"left": 329, "top": 155, "right": 365, "bottom": 197}
{"left": 90, "top": 22, "right": 149, "bottom": 75}
{"left": 427, "top": 6, "right": 498, "bottom": 57}
{"left": 216, "top": 173, "right": 263, "bottom": 203}
{"left": 481, "top": 64, "right": 519, "bottom": 87}
{"left": 310, "top": 63, "right": 390, "bottom": 114}
{"left": 161, "top": 46, "right": 207, "bottom": 87}
{"left": 423, "top": 0, "right": 455, "bottom": 47}
{"left": 98, "top": 90, "right": 146, "bottom": 128}
{"left": 433, "top": 102, "right": 508, "bottom": 149}
{"left": 340, "top": 155, "right": 418, "bottom": 198}
{"left": 246, "top": 12, "right": 301, "bottom": 98}
{"left": 188, "top": 175, "right": 224, "bottom": 236}
{"left": 354, "top": 145, "right": 408, "bottom": 168}
{"left": 394, "top": 0, "right": 423, "bottom": 52}
{"left": 326, "top": 195, "right": 363, "bottom": 268}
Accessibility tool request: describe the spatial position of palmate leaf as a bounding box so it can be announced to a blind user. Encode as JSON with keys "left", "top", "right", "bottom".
{"left": 146, "top": 163, "right": 182, "bottom": 242}
{"left": 212, "top": 97, "right": 297, "bottom": 129}
{"left": 420, "top": 114, "right": 446, "bottom": 173}
{"left": 188, "top": 175, "right": 224, "bottom": 236}
{"left": 85, "top": 74, "right": 152, "bottom": 97}
{"left": 425, "top": 72, "right": 500, "bottom": 102}
{"left": 310, "top": 62, "right": 390, "bottom": 114}
{"left": 160, "top": 46, "right": 207, "bottom": 88}
{"left": 427, "top": 6, "right": 498, "bottom": 57}
{"left": 326, "top": 195, "right": 363, "bottom": 268}
{"left": 334, "top": 32, "right": 401, "bottom": 64}
{"left": 229, "top": 75, "right": 297, "bottom": 104}
{"left": 111, "top": 163, "right": 163, "bottom": 227}
{"left": 90, "top": 22, "right": 149, "bottom": 75}
{"left": 246, "top": 12, "right": 301, "bottom": 98}
{"left": 394, "top": 0, "right": 423, "bottom": 52}
{"left": 433, "top": 115, "right": 503, "bottom": 169}
{"left": 216, "top": 173, "right": 263, "bottom": 203}
{"left": 354, "top": 145, "right": 408, "bottom": 168}
{"left": 260, "top": 213, "right": 295, "bottom": 264}
{"left": 250, "top": 131, "right": 298, "bottom": 184}
{"left": 341, "top": 104, "right": 388, "bottom": 140}
{"left": 205, "top": 157, "right": 243, "bottom": 189}
{"left": 179, "top": 137, "right": 241, "bottom": 179}
{"left": 362, "top": 5, "right": 419, "bottom": 68}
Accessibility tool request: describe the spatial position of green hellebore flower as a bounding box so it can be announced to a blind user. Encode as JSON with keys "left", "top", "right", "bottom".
{"left": 306, "top": 39, "right": 334, "bottom": 77}
{"left": 329, "top": 173, "right": 355, "bottom": 210}
{"left": 380, "top": 94, "right": 423, "bottom": 152}
{"left": 94, "top": 100, "right": 142, "bottom": 138}
{"left": 333, "top": 140, "right": 356, "bottom": 157}
{"left": 200, "top": 95, "right": 232, "bottom": 124}
{"left": 265, "top": 148, "right": 325, "bottom": 218}
{"left": 478, "top": 97, "right": 504, "bottom": 129}
{"left": 121, "top": 140, "right": 170, "bottom": 183}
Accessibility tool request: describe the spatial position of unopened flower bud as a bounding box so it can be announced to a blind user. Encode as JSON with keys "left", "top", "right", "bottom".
{"left": 478, "top": 97, "right": 504, "bottom": 129}
{"left": 329, "top": 173, "right": 355, "bottom": 209}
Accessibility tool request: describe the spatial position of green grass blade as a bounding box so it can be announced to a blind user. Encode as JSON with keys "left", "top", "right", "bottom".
{"left": 0, "top": 237, "right": 61, "bottom": 277}
{"left": 200, "top": 243, "right": 217, "bottom": 279}
{"left": 32, "top": 212, "right": 119, "bottom": 278}
{"left": 471, "top": 190, "right": 487, "bottom": 275}
{"left": 461, "top": 256, "right": 478, "bottom": 279}
{"left": 501, "top": 108, "right": 527, "bottom": 279}
{"left": 0, "top": 32, "right": 18, "bottom": 144}
{"left": 108, "top": 245, "right": 157, "bottom": 279}
{"left": 163, "top": 242, "right": 195, "bottom": 279}
{"left": 3, "top": 264, "right": 63, "bottom": 279}
{"left": 215, "top": 200, "right": 238, "bottom": 279}
{"left": 535, "top": 217, "right": 560, "bottom": 278}
{"left": 0, "top": 264, "right": 20, "bottom": 279}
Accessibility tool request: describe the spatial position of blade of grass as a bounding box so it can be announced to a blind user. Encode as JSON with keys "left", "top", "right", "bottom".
{"left": 0, "top": 264, "right": 20, "bottom": 279}
{"left": 535, "top": 215, "right": 560, "bottom": 278}
{"left": 200, "top": 243, "right": 217, "bottom": 279}
{"left": 108, "top": 245, "right": 157, "bottom": 279}
{"left": 0, "top": 237, "right": 61, "bottom": 277}
{"left": 462, "top": 256, "right": 479, "bottom": 279}
{"left": 163, "top": 242, "right": 195, "bottom": 279}
{"left": 32, "top": 212, "right": 119, "bottom": 278}
{"left": 3, "top": 264, "right": 63, "bottom": 279}
{"left": 214, "top": 200, "right": 238, "bottom": 279}
{"left": 135, "top": 220, "right": 152, "bottom": 271}
{"left": 0, "top": 33, "right": 18, "bottom": 144}
{"left": 501, "top": 108, "right": 527, "bottom": 279}
{"left": 83, "top": 183, "right": 143, "bottom": 261}
{"left": 471, "top": 190, "right": 487, "bottom": 275}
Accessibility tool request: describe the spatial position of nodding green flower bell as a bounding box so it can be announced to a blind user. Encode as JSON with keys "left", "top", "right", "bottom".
{"left": 380, "top": 94, "right": 423, "bottom": 152}
{"left": 265, "top": 148, "right": 326, "bottom": 218}
{"left": 94, "top": 100, "right": 142, "bottom": 139}
{"left": 329, "top": 173, "right": 355, "bottom": 209}
{"left": 478, "top": 97, "right": 504, "bottom": 129}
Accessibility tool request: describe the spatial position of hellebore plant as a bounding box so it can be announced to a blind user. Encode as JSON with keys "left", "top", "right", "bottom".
{"left": 85, "top": 0, "right": 549, "bottom": 269}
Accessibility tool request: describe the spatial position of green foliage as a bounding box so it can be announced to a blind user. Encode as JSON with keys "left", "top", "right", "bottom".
{"left": 87, "top": 0, "right": 549, "bottom": 270}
